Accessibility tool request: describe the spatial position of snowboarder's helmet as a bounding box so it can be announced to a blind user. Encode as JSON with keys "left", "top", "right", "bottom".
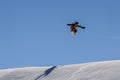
{"left": 75, "top": 22, "right": 79, "bottom": 24}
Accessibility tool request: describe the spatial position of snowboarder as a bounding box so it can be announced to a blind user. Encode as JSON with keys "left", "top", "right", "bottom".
{"left": 67, "top": 21, "right": 85, "bottom": 35}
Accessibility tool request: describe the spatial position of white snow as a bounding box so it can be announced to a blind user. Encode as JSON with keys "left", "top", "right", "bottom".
{"left": 0, "top": 60, "right": 120, "bottom": 80}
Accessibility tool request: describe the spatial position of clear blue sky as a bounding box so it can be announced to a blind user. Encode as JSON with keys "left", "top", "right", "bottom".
{"left": 0, "top": 0, "right": 120, "bottom": 69}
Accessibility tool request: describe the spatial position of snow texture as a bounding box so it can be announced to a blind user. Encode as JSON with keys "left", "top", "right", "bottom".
{"left": 0, "top": 60, "right": 120, "bottom": 80}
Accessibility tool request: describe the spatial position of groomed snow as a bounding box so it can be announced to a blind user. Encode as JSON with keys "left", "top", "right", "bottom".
{"left": 0, "top": 60, "right": 120, "bottom": 80}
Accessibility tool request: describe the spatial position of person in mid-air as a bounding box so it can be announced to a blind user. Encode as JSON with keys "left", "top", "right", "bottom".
{"left": 67, "top": 21, "right": 86, "bottom": 35}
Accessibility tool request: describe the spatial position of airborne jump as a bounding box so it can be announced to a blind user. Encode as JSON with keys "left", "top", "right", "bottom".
{"left": 67, "top": 21, "right": 86, "bottom": 35}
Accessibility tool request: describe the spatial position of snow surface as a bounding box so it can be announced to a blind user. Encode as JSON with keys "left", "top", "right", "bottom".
{"left": 0, "top": 60, "right": 120, "bottom": 80}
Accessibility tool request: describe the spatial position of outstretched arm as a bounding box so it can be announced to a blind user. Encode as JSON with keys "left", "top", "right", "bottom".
{"left": 67, "top": 24, "right": 72, "bottom": 26}
{"left": 78, "top": 25, "right": 86, "bottom": 29}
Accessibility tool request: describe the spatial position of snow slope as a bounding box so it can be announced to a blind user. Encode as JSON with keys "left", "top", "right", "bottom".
{"left": 0, "top": 60, "right": 120, "bottom": 80}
